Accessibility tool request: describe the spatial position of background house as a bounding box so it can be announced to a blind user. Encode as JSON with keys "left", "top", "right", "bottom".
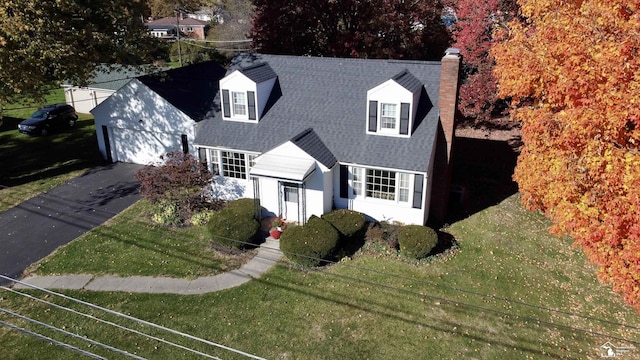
{"left": 62, "top": 65, "right": 153, "bottom": 114}
{"left": 146, "top": 16, "right": 210, "bottom": 40}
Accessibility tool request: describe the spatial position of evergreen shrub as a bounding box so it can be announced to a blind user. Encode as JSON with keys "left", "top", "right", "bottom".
{"left": 398, "top": 225, "right": 438, "bottom": 259}
{"left": 280, "top": 216, "right": 340, "bottom": 267}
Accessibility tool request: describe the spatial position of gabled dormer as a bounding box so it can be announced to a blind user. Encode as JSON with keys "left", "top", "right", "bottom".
{"left": 366, "top": 69, "right": 423, "bottom": 137}
{"left": 220, "top": 63, "right": 277, "bottom": 123}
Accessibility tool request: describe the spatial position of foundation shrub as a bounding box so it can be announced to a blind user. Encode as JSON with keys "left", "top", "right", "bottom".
{"left": 398, "top": 225, "right": 438, "bottom": 259}
{"left": 280, "top": 215, "right": 340, "bottom": 267}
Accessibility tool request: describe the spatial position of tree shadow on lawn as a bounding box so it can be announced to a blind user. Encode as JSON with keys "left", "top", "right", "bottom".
{"left": 252, "top": 270, "right": 572, "bottom": 359}
{"left": 446, "top": 135, "right": 521, "bottom": 224}
{"left": 0, "top": 118, "right": 103, "bottom": 188}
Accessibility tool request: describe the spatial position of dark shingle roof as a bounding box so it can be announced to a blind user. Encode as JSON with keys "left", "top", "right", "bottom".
{"left": 291, "top": 128, "right": 337, "bottom": 169}
{"left": 138, "top": 61, "right": 227, "bottom": 121}
{"left": 195, "top": 54, "right": 442, "bottom": 172}
{"left": 239, "top": 63, "right": 277, "bottom": 83}
{"left": 392, "top": 69, "right": 423, "bottom": 93}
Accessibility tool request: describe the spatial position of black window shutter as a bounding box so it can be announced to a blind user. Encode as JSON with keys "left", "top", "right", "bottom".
{"left": 340, "top": 165, "right": 348, "bottom": 198}
{"left": 400, "top": 103, "right": 410, "bottom": 135}
{"left": 222, "top": 89, "right": 231, "bottom": 118}
{"left": 368, "top": 101, "right": 378, "bottom": 132}
{"left": 412, "top": 174, "right": 424, "bottom": 209}
{"left": 181, "top": 134, "right": 188, "bottom": 154}
{"left": 198, "top": 147, "right": 207, "bottom": 164}
{"left": 247, "top": 91, "right": 256, "bottom": 120}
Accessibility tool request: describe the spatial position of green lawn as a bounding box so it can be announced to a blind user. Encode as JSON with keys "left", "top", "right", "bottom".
{"left": 2, "top": 195, "right": 638, "bottom": 359}
{"left": 0, "top": 89, "right": 103, "bottom": 213}
{"left": 25, "top": 200, "right": 254, "bottom": 278}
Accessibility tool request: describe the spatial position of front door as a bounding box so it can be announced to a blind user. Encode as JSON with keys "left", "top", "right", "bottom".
{"left": 281, "top": 182, "right": 300, "bottom": 223}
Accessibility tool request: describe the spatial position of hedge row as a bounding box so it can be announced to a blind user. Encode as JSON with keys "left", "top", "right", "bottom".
{"left": 280, "top": 210, "right": 368, "bottom": 267}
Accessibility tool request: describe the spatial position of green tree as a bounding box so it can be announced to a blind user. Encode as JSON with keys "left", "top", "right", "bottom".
{"left": 0, "top": 0, "right": 161, "bottom": 103}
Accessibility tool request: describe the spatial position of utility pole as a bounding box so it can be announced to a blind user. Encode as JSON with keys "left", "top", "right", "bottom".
{"left": 174, "top": 8, "right": 183, "bottom": 67}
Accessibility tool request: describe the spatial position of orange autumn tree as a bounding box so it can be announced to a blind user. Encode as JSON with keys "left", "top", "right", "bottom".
{"left": 492, "top": 0, "right": 640, "bottom": 310}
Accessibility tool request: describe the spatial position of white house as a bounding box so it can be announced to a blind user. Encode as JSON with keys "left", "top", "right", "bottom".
{"left": 196, "top": 53, "right": 461, "bottom": 225}
{"left": 91, "top": 62, "right": 227, "bottom": 164}
{"left": 92, "top": 52, "right": 461, "bottom": 225}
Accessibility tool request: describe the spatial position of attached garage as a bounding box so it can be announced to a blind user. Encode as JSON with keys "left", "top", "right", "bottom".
{"left": 90, "top": 62, "right": 227, "bottom": 165}
{"left": 108, "top": 127, "right": 186, "bottom": 164}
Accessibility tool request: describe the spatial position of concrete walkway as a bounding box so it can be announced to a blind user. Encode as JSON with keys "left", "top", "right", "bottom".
{"left": 13, "top": 238, "right": 282, "bottom": 295}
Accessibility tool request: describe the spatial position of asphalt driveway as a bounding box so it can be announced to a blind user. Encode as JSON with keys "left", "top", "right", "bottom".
{"left": 0, "top": 163, "right": 142, "bottom": 285}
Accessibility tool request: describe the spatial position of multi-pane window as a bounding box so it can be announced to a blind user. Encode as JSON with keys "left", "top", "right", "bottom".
{"left": 205, "top": 148, "right": 258, "bottom": 180}
{"left": 222, "top": 151, "right": 247, "bottom": 179}
{"left": 366, "top": 169, "right": 396, "bottom": 200}
{"left": 209, "top": 149, "right": 220, "bottom": 175}
{"left": 349, "top": 166, "right": 412, "bottom": 203}
{"left": 352, "top": 167, "right": 363, "bottom": 195}
{"left": 248, "top": 154, "right": 257, "bottom": 168}
{"left": 232, "top": 92, "right": 246, "bottom": 116}
{"left": 380, "top": 103, "right": 397, "bottom": 130}
{"left": 398, "top": 173, "right": 410, "bottom": 202}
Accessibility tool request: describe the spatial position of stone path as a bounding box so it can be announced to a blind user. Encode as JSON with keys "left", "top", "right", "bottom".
{"left": 13, "top": 238, "right": 282, "bottom": 295}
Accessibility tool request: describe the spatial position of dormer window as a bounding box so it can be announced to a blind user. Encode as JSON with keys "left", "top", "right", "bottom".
{"left": 366, "top": 69, "right": 423, "bottom": 138}
{"left": 232, "top": 92, "right": 247, "bottom": 116}
{"left": 219, "top": 62, "right": 277, "bottom": 123}
{"left": 380, "top": 103, "right": 397, "bottom": 131}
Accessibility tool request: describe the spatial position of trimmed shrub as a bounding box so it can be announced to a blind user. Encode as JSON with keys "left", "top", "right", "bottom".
{"left": 280, "top": 216, "right": 340, "bottom": 267}
{"left": 224, "top": 198, "right": 256, "bottom": 214}
{"left": 322, "top": 209, "right": 367, "bottom": 255}
{"left": 207, "top": 206, "right": 260, "bottom": 249}
{"left": 398, "top": 225, "right": 438, "bottom": 260}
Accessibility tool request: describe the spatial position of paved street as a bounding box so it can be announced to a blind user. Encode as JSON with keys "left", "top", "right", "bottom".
{"left": 0, "top": 163, "right": 141, "bottom": 285}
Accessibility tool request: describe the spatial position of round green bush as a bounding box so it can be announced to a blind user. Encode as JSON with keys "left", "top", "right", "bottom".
{"left": 321, "top": 209, "right": 367, "bottom": 239}
{"left": 398, "top": 225, "right": 438, "bottom": 260}
{"left": 207, "top": 207, "right": 260, "bottom": 249}
{"left": 224, "top": 198, "right": 257, "bottom": 214}
{"left": 322, "top": 209, "right": 367, "bottom": 255}
{"left": 280, "top": 216, "right": 340, "bottom": 267}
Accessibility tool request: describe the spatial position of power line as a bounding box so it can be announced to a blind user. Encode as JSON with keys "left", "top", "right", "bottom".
{"left": 0, "top": 307, "right": 146, "bottom": 359}
{"left": 1, "top": 285, "right": 223, "bottom": 360}
{"left": 0, "top": 320, "right": 108, "bottom": 360}
{"left": 1, "top": 275, "right": 266, "bottom": 360}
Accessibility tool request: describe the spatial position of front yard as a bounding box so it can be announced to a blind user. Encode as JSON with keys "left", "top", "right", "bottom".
{"left": 2, "top": 194, "right": 638, "bottom": 359}
{"left": 0, "top": 89, "right": 103, "bottom": 212}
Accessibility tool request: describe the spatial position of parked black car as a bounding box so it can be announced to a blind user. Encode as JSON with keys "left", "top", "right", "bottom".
{"left": 18, "top": 104, "right": 78, "bottom": 136}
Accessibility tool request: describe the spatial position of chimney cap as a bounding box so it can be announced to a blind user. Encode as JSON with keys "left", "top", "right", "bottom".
{"left": 445, "top": 48, "right": 461, "bottom": 56}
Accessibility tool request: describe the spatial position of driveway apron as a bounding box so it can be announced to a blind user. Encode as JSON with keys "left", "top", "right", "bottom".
{"left": 0, "top": 163, "right": 141, "bottom": 285}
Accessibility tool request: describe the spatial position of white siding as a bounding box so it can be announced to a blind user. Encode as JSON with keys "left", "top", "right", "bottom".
{"left": 91, "top": 79, "right": 196, "bottom": 164}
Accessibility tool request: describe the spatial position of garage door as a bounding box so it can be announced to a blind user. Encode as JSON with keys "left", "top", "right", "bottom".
{"left": 111, "top": 128, "right": 183, "bottom": 164}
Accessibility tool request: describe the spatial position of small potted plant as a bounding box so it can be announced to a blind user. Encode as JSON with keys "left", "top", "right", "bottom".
{"left": 269, "top": 217, "right": 287, "bottom": 240}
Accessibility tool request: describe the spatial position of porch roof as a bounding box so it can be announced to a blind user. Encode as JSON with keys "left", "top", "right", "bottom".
{"left": 249, "top": 153, "right": 316, "bottom": 183}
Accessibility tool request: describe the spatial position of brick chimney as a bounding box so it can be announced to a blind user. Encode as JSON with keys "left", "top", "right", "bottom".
{"left": 429, "top": 48, "right": 461, "bottom": 224}
{"left": 438, "top": 48, "right": 461, "bottom": 162}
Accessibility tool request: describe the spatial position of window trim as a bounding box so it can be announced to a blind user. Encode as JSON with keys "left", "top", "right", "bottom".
{"left": 379, "top": 103, "right": 398, "bottom": 132}
{"left": 202, "top": 148, "right": 259, "bottom": 180}
{"left": 348, "top": 165, "right": 413, "bottom": 204}
{"left": 231, "top": 91, "right": 247, "bottom": 117}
